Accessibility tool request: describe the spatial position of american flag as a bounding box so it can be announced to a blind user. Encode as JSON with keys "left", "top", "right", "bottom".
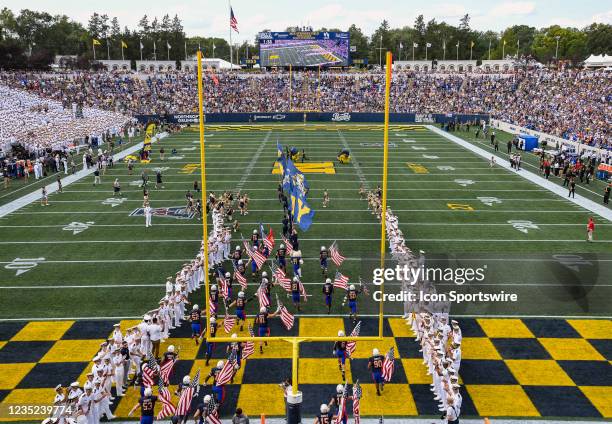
{"left": 217, "top": 270, "right": 229, "bottom": 299}
{"left": 279, "top": 305, "right": 295, "bottom": 330}
{"left": 208, "top": 66, "right": 219, "bottom": 86}
{"left": 230, "top": 7, "right": 239, "bottom": 33}
{"left": 335, "top": 384, "right": 349, "bottom": 424}
{"left": 205, "top": 395, "right": 222, "bottom": 424}
{"left": 234, "top": 271, "right": 247, "bottom": 290}
{"left": 352, "top": 380, "right": 362, "bottom": 424}
{"left": 252, "top": 249, "right": 267, "bottom": 268}
{"left": 329, "top": 242, "right": 345, "bottom": 266}
{"left": 176, "top": 369, "right": 200, "bottom": 416}
{"left": 334, "top": 271, "right": 349, "bottom": 290}
{"left": 156, "top": 378, "right": 176, "bottom": 419}
{"left": 209, "top": 301, "right": 217, "bottom": 316}
{"left": 256, "top": 282, "right": 270, "bottom": 308}
{"left": 358, "top": 277, "right": 370, "bottom": 296}
{"left": 215, "top": 349, "right": 237, "bottom": 386}
{"left": 272, "top": 263, "right": 291, "bottom": 291}
{"left": 281, "top": 235, "right": 293, "bottom": 255}
{"left": 142, "top": 352, "right": 159, "bottom": 387}
{"left": 242, "top": 325, "right": 255, "bottom": 360}
{"left": 382, "top": 347, "right": 395, "bottom": 382}
{"left": 298, "top": 279, "right": 308, "bottom": 302}
{"left": 346, "top": 321, "right": 361, "bottom": 357}
{"left": 223, "top": 315, "right": 236, "bottom": 333}
{"left": 264, "top": 227, "right": 275, "bottom": 251}
{"left": 160, "top": 356, "right": 176, "bottom": 385}
{"left": 242, "top": 240, "right": 253, "bottom": 259}
{"left": 232, "top": 261, "right": 247, "bottom": 290}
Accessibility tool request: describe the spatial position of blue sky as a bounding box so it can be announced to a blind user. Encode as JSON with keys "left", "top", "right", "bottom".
{"left": 4, "top": 0, "right": 611, "bottom": 41}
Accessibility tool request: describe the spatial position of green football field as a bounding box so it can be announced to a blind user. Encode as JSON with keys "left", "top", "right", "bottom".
{"left": 0, "top": 124, "right": 610, "bottom": 321}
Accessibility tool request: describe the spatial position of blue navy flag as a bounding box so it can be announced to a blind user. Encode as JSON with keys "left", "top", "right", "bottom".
{"left": 290, "top": 188, "right": 314, "bottom": 231}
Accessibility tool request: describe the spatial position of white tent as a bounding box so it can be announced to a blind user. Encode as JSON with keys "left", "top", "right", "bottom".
{"left": 583, "top": 54, "right": 612, "bottom": 68}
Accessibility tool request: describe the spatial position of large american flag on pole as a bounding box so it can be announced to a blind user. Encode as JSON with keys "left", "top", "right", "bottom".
{"left": 346, "top": 321, "right": 361, "bottom": 357}
{"left": 242, "top": 325, "right": 255, "bottom": 360}
{"left": 156, "top": 378, "right": 176, "bottom": 419}
{"left": 215, "top": 350, "right": 237, "bottom": 386}
{"left": 352, "top": 380, "right": 362, "bottom": 424}
{"left": 329, "top": 242, "right": 346, "bottom": 266}
{"left": 176, "top": 369, "right": 200, "bottom": 416}
{"left": 230, "top": 7, "right": 239, "bottom": 33}
{"left": 382, "top": 347, "right": 395, "bottom": 382}
{"left": 334, "top": 271, "right": 349, "bottom": 290}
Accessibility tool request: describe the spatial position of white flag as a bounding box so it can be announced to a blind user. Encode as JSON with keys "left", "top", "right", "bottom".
{"left": 140, "top": 41, "right": 144, "bottom": 50}
{"left": 167, "top": 42, "right": 171, "bottom": 49}
{"left": 153, "top": 41, "right": 156, "bottom": 51}
{"left": 413, "top": 42, "right": 418, "bottom": 48}
{"left": 399, "top": 42, "right": 403, "bottom": 49}
{"left": 426, "top": 43, "right": 432, "bottom": 48}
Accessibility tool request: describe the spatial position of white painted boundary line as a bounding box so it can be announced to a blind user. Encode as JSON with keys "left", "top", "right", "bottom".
{"left": 428, "top": 125, "right": 612, "bottom": 222}
{"left": 236, "top": 130, "right": 272, "bottom": 190}
{"left": 0, "top": 133, "right": 168, "bottom": 218}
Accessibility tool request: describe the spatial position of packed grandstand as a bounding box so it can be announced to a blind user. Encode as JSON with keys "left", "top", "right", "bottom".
{"left": 0, "top": 68, "right": 610, "bottom": 155}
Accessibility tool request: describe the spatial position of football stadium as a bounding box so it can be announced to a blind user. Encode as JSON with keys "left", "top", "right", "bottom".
{"left": 0, "top": 2, "right": 611, "bottom": 424}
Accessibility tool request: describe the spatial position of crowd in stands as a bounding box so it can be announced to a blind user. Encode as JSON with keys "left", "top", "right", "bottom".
{"left": 0, "top": 68, "right": 610, "bottom": 153}
{"left": 0, "top": 84, "right": 130, "bottom": 154}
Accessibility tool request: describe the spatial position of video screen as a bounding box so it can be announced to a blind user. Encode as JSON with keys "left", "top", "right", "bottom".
{"left": 259, "top": 31, "right": 350, "bottom": 67}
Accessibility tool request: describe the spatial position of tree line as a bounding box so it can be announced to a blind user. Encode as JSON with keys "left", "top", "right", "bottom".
{"left": 0, "top": 8, "right": 610, "bottom": 69}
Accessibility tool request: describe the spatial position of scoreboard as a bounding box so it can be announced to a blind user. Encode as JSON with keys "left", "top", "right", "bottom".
{"left": 258, "top": 31, "right": 350, "bottom": 67}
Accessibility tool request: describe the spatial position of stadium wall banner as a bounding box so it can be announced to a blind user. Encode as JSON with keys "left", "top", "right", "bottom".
{"left": 491, "top": 119, "right": 606, "bottom": 156}
{"left": 134, "top": 113, "right": 490, "bottom": 124}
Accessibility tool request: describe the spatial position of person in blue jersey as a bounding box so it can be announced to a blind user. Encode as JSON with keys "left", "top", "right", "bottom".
{"left": 190, "top": 304, "right": 202, "bottom": 345}
{"left": 127, "top": 387, "right": 157, "bottom": 424}
{"left": 227, "top": 291, "right": 255, "bottom": 331}
{"left": 333, "top": 330, "right": 348, "bottom": 381}
{"left": 204, "top": 360, "right": 226, "bottom": 404}
{"left": 290, "top": 277, "right": 302, "bottom": 311}
{"left": 319, "top": 246, "right": 329, "bottom": 276}
{"left": 204, "top": 317, "right": 217, "bottom": 366}
{"left": 276, "top": 243, "right": 287, "bottom": 272}
{"left": 322, "top": 278, "right": 334, "bottom": 314}
{"left": 368, "top": 348, "right": 385, "bottom": 396}
{"left": 254, "top": 306, "right": 279, "bottom": 354}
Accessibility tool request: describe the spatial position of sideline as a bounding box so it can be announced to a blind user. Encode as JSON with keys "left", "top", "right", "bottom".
{"left": 428, "top": 126, "right": 612, "bottom": 222}
{"left": 0, "top": 133, "right": 168, "bottom": 218}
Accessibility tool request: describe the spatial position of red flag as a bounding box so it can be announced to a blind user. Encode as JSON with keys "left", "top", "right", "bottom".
{"left": 264, "top": 227, "right": 275, "bottom": 251}
{"left": 279, "top": 306, "right": 294, "bottom": 330}
{"left": 330, "top": 242, "right": 345, "bottom": 266}
{"left": 334, "top": 271, "right": 349, "bottom": 290}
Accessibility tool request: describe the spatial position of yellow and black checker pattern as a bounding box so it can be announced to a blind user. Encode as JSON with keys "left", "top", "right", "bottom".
{"left": 0, "top": 318, "right": 610, "bottom": 419}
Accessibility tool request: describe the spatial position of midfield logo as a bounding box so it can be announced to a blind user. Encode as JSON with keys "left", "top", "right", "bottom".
{"left": 130, "top": 206, "right": 195, "bottom": 219}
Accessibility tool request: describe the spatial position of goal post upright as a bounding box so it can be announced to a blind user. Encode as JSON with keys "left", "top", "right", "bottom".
{"left": 197, "top": 50, "right": 212, "bottom": 339}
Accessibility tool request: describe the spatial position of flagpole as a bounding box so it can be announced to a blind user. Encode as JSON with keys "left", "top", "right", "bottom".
{"left": 412, "top": 43, "right": 415, "bottom": 61}
{"left": 140, "top": 39, "right": 143, "bottom": 61}
{"left": 425, "top": 43, "right": 428, "bottom": 61}
{"left": 107, "top": 38, "right": 110, "bottom": 60}
{"left": 167, "top": 42, "right": 170, "bottom": 61}
{"left": 93, "top": 42, "right": 96, "bottom": 60}
{"left": 197, "top": 50, "right": 211, "bottom": 339}
{"left": 488, "top": 39, "right": 491, "bottom": 60}
{"left": 379, "top": 50, "right": 392, "bottom": 339}
{"left": 228, "top": 0, "right": 233, "bottom": 69}
{"left": 185, "top": 41, "right": 187, "bottom": 60}
{"left": 470, "top": 43, "right": 473, "bottom": 61}
{"left": 121, "top": 43, "right": 124, "bottom": 61}
{"left": 443, "top": 40, "right": 446, "bottom": 61}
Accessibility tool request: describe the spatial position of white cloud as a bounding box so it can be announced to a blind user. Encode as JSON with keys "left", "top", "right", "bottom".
{"left": 592, "top": 9, "right": 612, "bottom": 24}
{"left": 490, "top": 1, "right": 536, "bottom": 17}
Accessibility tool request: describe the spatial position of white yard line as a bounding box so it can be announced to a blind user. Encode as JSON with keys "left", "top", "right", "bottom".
{"left": 236, "top": 130, "right": 272, "bottom": 191}
{"left": 428, "top": 125, "right": 612, "bottom": 222}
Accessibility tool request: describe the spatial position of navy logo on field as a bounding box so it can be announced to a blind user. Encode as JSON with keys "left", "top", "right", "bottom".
{"left": 130, "top": 207, "right": 195, "bottom": 219}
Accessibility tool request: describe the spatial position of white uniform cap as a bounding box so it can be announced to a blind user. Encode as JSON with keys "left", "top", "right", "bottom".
{"left": 144, "top": 388, "right": 153, "bottom": 396}
{"left": 217, "top": 360, "right": 224, "bottom": 368}
{"left": 183, "top": 376, "right": 191, "bottom": 384}
{"left": 338, "top": 330, "right": 345, "bottom": 337}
